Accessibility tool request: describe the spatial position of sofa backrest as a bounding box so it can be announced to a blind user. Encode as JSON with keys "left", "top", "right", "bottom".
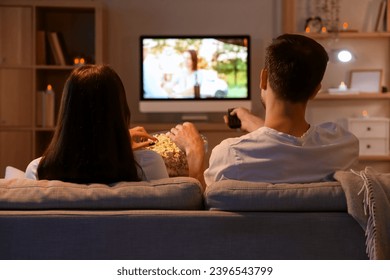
{"left": 204, "top": 180, "right": 347, "bottom": 211}
{"left": 0, "top": 177, "right": 204, "bottom": 210}
{"left": 1, "top": 172, "right": 348, "bottom": 212}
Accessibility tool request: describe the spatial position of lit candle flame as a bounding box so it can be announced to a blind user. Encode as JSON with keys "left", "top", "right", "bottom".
{"left": 362, "top": 110, "right": 369, "bottom": 118}
{"left": 46, "top": 84, "right": 53, "bottom": 91}
{"left": 338, "top": 81, "right": 347, "bottom": 90}
{"left": 343, "top": 22, "right": 349, "bottom": 30}
{"left": 321, "top": 26, "right": 327, "bottom": 33}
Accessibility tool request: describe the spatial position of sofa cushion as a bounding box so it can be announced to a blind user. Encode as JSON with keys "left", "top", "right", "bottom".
{"left": 0, "top": 177, "right": 203, "bottom": 210}
{"left": 4, "top": 166, "right": 25, "bottom": 179}
{"left": 204, "top": 180, "right": 347, "bottom": 211}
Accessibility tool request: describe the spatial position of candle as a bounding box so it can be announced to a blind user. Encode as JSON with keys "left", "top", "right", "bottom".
{"left": 46, "top": 84, "right": 53, "bottom": 93}
{"left": 73, "top": 57, "right": 85, "bottom": 66}
{"left": 338, "top": 81, "right": 347, "bottom": 91}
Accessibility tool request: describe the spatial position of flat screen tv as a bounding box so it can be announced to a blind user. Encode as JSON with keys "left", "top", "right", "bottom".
{"left": 140, "top": 35, "right": 251, "bottom": 113}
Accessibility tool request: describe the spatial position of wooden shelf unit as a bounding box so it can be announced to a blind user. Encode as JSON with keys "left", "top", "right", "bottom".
{"left": 0, "top": 0, "right": 104, "bottom": 175}
{"left": 315, "top": 93, "right": 390, "bottom": 100}
{"left": 283, "top": 0, "right": 390, "bottom": 172}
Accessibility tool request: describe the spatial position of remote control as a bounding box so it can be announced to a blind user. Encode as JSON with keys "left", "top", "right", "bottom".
{"left": 227, "top": 108, "right": 241, "bottom": 129}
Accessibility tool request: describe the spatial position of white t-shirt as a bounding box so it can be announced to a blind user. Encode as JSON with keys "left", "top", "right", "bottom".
{"left": 25, "top": 149, "right": 169, "bottom": 181}
{"left": 204, "top": 122, "right": 359, "bottom": 185}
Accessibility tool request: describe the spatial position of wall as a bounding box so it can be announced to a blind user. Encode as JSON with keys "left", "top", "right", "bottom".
{"left": 103, "top": 0, "right": 281, "bottom": 123}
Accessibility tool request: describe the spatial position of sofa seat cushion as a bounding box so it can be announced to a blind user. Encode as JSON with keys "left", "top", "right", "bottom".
{"left": 204, "top": 180, "right": 347, "bottom": 211}
{"left": 0, "top": 177, "right": 203, "bottom": 210}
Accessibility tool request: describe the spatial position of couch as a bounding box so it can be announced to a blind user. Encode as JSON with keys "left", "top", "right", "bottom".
{"left": 1, "top": 167, "right": 389, "bottom": 260}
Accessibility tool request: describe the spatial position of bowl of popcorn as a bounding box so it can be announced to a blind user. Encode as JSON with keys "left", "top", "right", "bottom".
{"left": 144, "top": 131, "right": 207, "bottom": 177}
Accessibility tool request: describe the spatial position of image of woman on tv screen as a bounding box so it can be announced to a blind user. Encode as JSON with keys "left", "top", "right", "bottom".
{"left": 144, "top": 46, "right": 228, "bottom": 99}
{"left": 167, "top": 49, "right": 201, "bottom": 98}
{"left": 165, "top": 50, "right": 228, "bottom": 99}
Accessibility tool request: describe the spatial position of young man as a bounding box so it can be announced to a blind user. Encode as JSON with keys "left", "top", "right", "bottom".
{"left": 170, "top": 34, "right": 359, "bottom": 187}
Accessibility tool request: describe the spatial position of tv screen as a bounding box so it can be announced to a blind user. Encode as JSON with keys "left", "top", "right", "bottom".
{"left": 140, "top": 35, "right": 251, "bottom": 113}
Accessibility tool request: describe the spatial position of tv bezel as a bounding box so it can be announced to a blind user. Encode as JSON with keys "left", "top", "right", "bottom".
{"left": 139, "top": 35, "right": 251, "bottom": 113}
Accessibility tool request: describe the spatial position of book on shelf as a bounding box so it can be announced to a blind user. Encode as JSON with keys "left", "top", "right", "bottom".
{"left": 387, "top": 0, "right": 390, "bottom": 32}
{"left": 36, "top": 30, "right": 47, "bottom": 65}
{"left": 56, "top": 32, "right": 71, "bottom": 65}
{"left": 375, "top": 0, "right": 387, "bottom": 32}
{"left": 47, "top": 32, "right": 66, "bottom": 65}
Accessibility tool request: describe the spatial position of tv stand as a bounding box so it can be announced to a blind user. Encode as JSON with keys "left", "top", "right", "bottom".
{"left": 181, "top": 114, "right": 209, "bottom": 121}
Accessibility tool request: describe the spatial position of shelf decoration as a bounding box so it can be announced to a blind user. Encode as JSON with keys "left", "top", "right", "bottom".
{"left": 73, "top": 57, "right": 86, "bottom": 66}
{"left": 304, "top": 0, "right": 340, "bottom": 33}
{"left": 37, "top": 84, "right": 55, "bottom": 127}
{"left": 362, "top": 110, "right": 370, "bottom": 118}
{"left": 350, "top": 69, "right": 383, "bottom": 93}
{"left": 328, "top": 81, "right": 359, "bottom": 95}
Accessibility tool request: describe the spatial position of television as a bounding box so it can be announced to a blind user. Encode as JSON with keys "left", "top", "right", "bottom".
{"left": 140, "top": 35, "right": 251, "bottom": 115}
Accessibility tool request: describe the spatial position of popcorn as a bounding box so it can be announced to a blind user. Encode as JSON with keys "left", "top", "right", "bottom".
{"left": 145, "top": 133, "right": 189, "bottom": 177}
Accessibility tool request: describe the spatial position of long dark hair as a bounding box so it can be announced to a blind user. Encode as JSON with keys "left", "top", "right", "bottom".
{"left": 187, "top": 49, "right": 198, "bottom": 71}
{"left": 38, "top": 65, "right": 140, "bottom": 184}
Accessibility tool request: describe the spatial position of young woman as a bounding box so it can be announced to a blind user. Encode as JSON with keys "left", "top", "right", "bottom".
{"left": 26, "top": 64, "right": 168, "bottom": 183}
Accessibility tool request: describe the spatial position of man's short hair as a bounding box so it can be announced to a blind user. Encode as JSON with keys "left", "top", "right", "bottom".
{"left": 265, "top": 34, "right": 329, "bottom": 103}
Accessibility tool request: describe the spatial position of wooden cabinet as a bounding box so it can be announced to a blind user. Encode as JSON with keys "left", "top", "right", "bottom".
{"left": 348, "top": 117, "right": 389, "bottom": 157}
{"left": 0, "top": 1, "right": 103, "bottom": 176}
{"left": 283, "top": 0, "right": 390, "bottom": 172}
{"left": 0, "top": 131, "right": 32, "bottom": 172}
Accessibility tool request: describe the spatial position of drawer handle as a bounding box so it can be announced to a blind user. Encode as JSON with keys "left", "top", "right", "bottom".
{"left": 366, "top": 127, "right": 371, "bottom": 131}
{"left": 366, "top": 144, "right": 371, "bottom": 149}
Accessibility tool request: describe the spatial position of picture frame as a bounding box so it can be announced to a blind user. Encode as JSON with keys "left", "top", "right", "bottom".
{"left": 349, "top": 69, "right": 382, "bottom": 93}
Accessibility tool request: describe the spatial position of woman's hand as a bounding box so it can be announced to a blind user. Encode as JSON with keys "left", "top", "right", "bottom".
{"left": 129, "top": 126, "right": 157, "bottom": 150}
{"left": 168, "top": 122, "right": 206, "bottom": 190}
{"left": 224, "top": 107, "right": 264, "bottom": 132}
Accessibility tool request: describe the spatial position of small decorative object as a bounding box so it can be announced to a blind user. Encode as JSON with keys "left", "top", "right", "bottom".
{"left": 328, "top": 81, "right": 359, "bottom": 95}
{"left": 339, "top": 22, "right": 358, "bottom": 33}
{"left": 338, "top": 81, "right": 347, "bottom": 91}
{"left": 36, "top": 84, "right": 55, "bottom": 127}
{"left": 73, "top": 57, "right": 86, "bottom": 66}
{"left": 305, "top": 17, "right": 323, "bottom": 33}
{"left": 350, "top": 69, "right": 382, "bottom": 93}
{"left": 306, "top": 0, "right": 340, "bottom": 33}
